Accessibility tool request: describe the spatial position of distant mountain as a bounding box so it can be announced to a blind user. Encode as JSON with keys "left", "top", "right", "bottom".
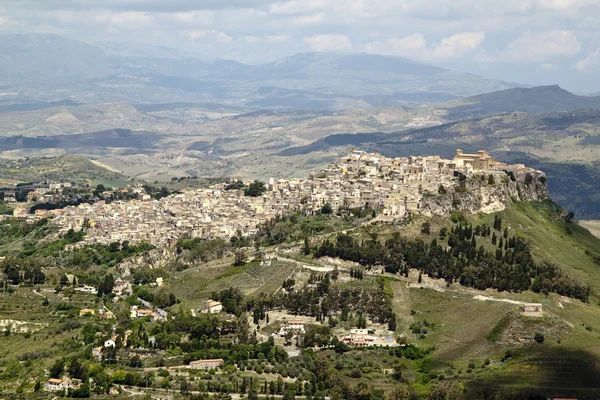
{"left": 0, "top": 34, "right": 518, "bottom": 107}
{"left": 442, "top": 85, "right": 600, "bottom": 120}
{"left": 0, "top": 34, "right": 114, "bottom": 83}
{"left": 235, "top": 52, "right": 515, "bottom": 97}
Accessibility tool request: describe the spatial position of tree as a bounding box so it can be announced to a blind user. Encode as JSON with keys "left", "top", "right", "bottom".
{"left": 418, "top": 272, "right": 422, "bottom": 284}
{"left": 321, "top": 203, "right": 333, "bottom": 215}
{"left": 50, "top": 359, "right": 65, "bottom": 379}
{"left": 488, "top": 174, "right": 495, "bottom": 185}
{"left": 303, "top": 237, "right": 311, "bottom": 255}
{"left": 534, "top": 331, "right": 545, "bottom": 343}
{"left": 245, "top": 180, "right": 267, "bottom": 197}
{"left": 564, "top": 211, "right": 575, "bottom": 223}
{"left": 421, "top": 222, "right": 431, "bottom": 235}
{"left": 438, "top": 185, "right": 447, "bottom": 195}
{"left": 97, "top": 273, "right": 114, "bottom": 296}
{"left": 234, "top": 249, "right": 246, "bottom": 266}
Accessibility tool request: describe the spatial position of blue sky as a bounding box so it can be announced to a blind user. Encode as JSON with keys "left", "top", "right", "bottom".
{"left": 1, "top": 0, "right": 599, "bottom": 92}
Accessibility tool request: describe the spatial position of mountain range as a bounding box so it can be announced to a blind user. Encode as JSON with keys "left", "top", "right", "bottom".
{"left": 0, "top": 33, "right": 516, "bottom": 108}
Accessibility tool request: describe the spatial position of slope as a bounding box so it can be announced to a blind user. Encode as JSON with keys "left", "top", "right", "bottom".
{"left": 442, "top": 85, "right": 600, "bottom": 120}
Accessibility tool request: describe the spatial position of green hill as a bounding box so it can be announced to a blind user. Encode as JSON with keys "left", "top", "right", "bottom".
{"left": 0, "top": 154, "right": 130, "bottom": 187}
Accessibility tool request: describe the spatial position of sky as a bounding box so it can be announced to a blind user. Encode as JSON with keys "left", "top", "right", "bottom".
{"left": 0, "top": 0, "right": 599, "bottom": 92}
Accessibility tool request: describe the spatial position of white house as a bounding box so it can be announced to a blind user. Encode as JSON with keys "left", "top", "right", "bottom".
{"left": 47, "top": 379, "right": 71, "bottom": 391}
{"left": 200, "top": 300, "right": 223, "bottom": 314}
{"left": 104, "top": 336, "right": 117, "bottom": 348}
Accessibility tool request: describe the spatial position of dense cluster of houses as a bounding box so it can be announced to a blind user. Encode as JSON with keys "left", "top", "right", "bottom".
{"left": 16, "top": 149, "right": 541, "bottom": 248}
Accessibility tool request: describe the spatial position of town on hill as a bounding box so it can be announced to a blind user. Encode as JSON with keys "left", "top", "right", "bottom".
{"left": 38, "top": 149, "right": 546, "bottom": 248}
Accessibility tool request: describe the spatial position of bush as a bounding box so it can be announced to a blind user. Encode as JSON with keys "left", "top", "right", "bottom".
{"left": 534, "top": 332, "right": 545, "bottom": 343}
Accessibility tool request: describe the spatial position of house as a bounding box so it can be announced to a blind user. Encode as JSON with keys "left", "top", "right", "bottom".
{"left": 190, "top": 359, "right": 224, "bottom": 370}
{"left": 521, "top": 303, "right": 543, "bottom": 317}
{"left": 92, "top": 346, "right": 103, "bottom": 360}
{"left": 3, "top": 190, "right": 16, "bottom": 203}
{"left": 279, "top": 320, "right": 305, "bottom": 335}
{"left": 76, "top": 285, "right": 97, "bottom": 294}
{"left": 104, "top": 336, "right": 117, "bottom": 348}
{"left": 350, "top": 328, "right": 375, "bottom": 335}
{"left": 136, "top": 309, "right": 154, "bottom": 319}
{"left": 101, "top": 310, "right": 115, "bottom": 320}
{"left": 200, "top": 300, "right": 223, "bottom": 314}
{"left": 47, "top": 378, "right": 71, "bottom": 391}
{"left": 79, "top": 308, "right": 96, "bottom": 316}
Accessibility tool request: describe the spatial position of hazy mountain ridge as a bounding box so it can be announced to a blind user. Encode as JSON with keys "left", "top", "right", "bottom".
{"left": 0, "top": 34, "right": 516, "bottom": 108}
{"left": 443, "top": 85, "right": 600, "bottom": 120}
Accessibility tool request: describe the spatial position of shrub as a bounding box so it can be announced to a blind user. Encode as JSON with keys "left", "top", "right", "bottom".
{"left": 534, "top": 332, "right": 545, "bottom": 343}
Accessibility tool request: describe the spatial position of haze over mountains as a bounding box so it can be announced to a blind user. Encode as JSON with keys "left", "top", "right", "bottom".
{"left": 0, "top": 33, "right": 517, "bottom": 109}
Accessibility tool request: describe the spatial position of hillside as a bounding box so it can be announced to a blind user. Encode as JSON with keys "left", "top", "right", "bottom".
{"left": 0, "top": 154, "right": 129, "bottom": 186}
{"left": 442, "top": 85, "right": 600, "bottom": 120}
{"left": 0, "top": 196, "right": 599, "bottom": 399}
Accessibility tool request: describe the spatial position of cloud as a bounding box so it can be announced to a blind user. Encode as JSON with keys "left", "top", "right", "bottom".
{"left": 498, "top": 30, "right": 581, "bottom": 62}
{"left": 266, "top": 34, "right": 290, "bottom": 43}
{"left": 13, "top": 0, "right": 286, "bottom": 12}
{"left": 185, "top": 29, "right": 232, "bottom": 44}
{"left": 362, "top": 34, "right": 427, "bottom": 56}
{"left": 304, "top": 34, "right": 353, "bottom": 52}
{"left": 534, "top": 0, "right": 598, "bottom": 10}
{"left": 574, "top": 47, "right": 600, "bottom": 71}
{"left": 292, "top": 13, "right": 325, "bottom": 25}
{"left": 432, "top": 31, "right": 485, "bottom": 59}
{"left": 269, "top": 0, "right": 325, "bottom": 15}
{"left": 363, "top": 32, "right": 483, "bottom": 60}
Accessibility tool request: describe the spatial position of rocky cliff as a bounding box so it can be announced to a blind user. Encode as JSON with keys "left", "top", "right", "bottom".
{"left": 420, "top": 178, "right": 548, "bottom": 217}
{"left": 117, "top": 247, "right": 178, "bottom": 277}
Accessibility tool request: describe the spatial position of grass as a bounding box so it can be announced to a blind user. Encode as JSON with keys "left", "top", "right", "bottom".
{"left": 470, "top": 200, "right": 600, "bottom": 298}
{"left": 167, "top": 258, "right": 296, "bottom": 308}
{"left": 486, "top": 313, "right": 512, "bottom": 343}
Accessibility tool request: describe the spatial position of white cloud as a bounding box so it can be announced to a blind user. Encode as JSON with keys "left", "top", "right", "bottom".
{"left": 432, "top": 31, "right": 485, "bottom": 59}
{"left": 362, "top": 34, "right": 427, "bottom": 56}
{"left": 292, "top": 13, "right": 325, "bottom": 25}
{"left": 185, "top": 29, "right": 232, "bottom": 44}
{"left": 534, "top": 0, "right": 598, "bottom": 10}
{"left": 303, "top": 34, "right": 353, "bottom": 52}
{"left": 266, "top": 34, "right": 290, "bottom": 43}
{"left": 363, "top": 32, "right": 483, "bottom": 60}
{"left": 574, "top": 47, "right": 600, "bottom": 71}
{"left": 540, "top": 63, "right": 558, "bottom": 70}
{"left": 499, "top": 30, "right": 581, "bottom": 62}
{"left": 216, "top": 31, "right": 232, "bottom": 43}
{"left": 269, "top": 0, "right": 325, "bottom": 15}
{"left": 101, "top": 11, "right": 154, "bottom": 29}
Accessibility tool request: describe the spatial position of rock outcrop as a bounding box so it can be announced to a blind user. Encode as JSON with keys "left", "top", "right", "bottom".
{"left": 420, "top": 178, "right": 548, "bottom": 217}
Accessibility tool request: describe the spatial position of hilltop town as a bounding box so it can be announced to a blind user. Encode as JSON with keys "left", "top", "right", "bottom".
{"left": 43, "top": 150, "right": 546, "bottom": 248}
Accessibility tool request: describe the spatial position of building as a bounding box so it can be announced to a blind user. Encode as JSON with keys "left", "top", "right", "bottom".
{"left": 201, "top": 300, "right": 223, "bottom": 314}
{"left": 453, "top": 149, "right": 497, "bottom": 170}
{"left": 47, "top": 379, "right": 71, "bottom": 391}
{"left": 190, "top": 359, "right": 224, "bottom": 370}
{"left": 92, "top": 347, "right": 103, "bottom": 360}
{"left": 104, "top": 336, "right": 117, "bottom": 348}
{"left": 521, "top": 303, "right": 543, "bottom": 317}
{"left": 79, "top": 308, "right": 96, "bottom": 316}
{"left": 279, "top": 320, "right": 305, "bottom": 335}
